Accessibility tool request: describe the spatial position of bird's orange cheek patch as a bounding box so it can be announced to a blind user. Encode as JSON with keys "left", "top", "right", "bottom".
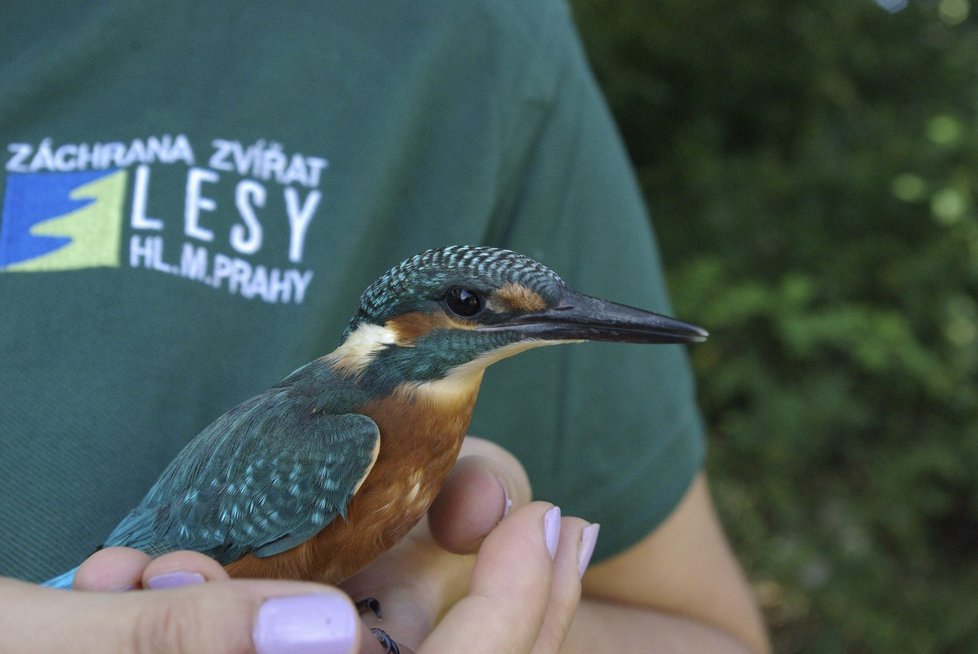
{"left": 386, "top": 312, "right": 477, "bottom": 346}
{"left": 492, "top": 283, "right": 548, "bottom": 313}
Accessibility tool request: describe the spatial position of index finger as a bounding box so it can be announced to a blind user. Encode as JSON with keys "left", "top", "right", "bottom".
{"left": 418, "top": 502, "right": 558, "bottom": 654}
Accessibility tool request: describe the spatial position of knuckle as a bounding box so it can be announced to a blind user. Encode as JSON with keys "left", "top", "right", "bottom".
{"left": 132, "top": 588, "right": 253, "bottom": 654}
{"left": 133, "top": 598, "right": 202, "bottom": 654}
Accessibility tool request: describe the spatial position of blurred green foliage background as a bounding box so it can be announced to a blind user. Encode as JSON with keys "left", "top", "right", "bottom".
{"left": 570, "top": 0, "right": 978, "bottom": 651}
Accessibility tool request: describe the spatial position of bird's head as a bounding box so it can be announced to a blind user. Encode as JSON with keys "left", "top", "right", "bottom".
{"left": 329, "top": 246, "right": 707, "bottom": 400}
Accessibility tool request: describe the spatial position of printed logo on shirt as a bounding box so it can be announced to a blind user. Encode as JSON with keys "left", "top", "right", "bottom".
{"left": 0, "top": 135, "right": 326, "bottom": 305}
{"left": 0, "top": 170, "right": 126, "bottom": 271}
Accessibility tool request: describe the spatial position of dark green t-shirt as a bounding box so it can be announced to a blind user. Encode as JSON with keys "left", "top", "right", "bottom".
{"left": 0, "top": 1, "right": 704, "bottom": 582}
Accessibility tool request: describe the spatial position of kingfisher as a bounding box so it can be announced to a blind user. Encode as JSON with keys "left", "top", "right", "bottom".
{"left": 43, "top": 245, "right": 707, "bottom": 590}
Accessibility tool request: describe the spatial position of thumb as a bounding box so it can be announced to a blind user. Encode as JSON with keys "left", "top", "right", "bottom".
{"left": 2, "top": 578, "right": 360, "bottom": 654}
{"left": 428, "top": 435, "right": 533, "bottom": 554}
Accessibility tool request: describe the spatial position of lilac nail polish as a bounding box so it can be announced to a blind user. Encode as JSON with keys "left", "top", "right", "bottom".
{"left": 578, "top": 523, "right": 601, "bottom": 578}
{"left": 253, "top": 593, "right": 357, "bottom": 654}
{"left": 544, "top": 506, "right": 561, "bottom": 559}
{"left": 146, "top": 571, "right": 205, "bottom": 589}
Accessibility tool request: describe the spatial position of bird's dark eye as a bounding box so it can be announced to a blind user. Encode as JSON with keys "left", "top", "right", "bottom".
{"left": 445, "top": 287, "right": 484, "bottom": 318}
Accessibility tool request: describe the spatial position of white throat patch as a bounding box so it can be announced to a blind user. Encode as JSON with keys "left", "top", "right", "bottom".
{"left": 325, "top": 322, "right": 399, "bottom": 377}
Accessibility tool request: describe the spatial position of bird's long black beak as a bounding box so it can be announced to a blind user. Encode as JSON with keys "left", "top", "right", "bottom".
{"left": 486, "top": 288, "right": 709, "bottom": 344}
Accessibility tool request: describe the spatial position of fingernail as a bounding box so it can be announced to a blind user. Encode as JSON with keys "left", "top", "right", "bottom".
{"left": 500, "top": 481, "right": 513, "bottom": 520}
{"left": 544, "top": 506, "right": 561, "bottom": 559}
{"left": 146, "top": 571, "right": 205, "bottom": 590}
{"left": 253, "top": 593, "right": 358, "bottom": 654}
{"left": 578, "top": 523, "right": 601, "bottom": 578}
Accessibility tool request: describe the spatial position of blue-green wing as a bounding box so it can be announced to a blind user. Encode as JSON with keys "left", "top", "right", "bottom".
{"left": 104, "top": 390, "right": 379, "bottom": 563}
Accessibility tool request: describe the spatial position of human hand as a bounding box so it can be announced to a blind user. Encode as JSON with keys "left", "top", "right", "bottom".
{"left": 1, "top": 574, "right": 364, "bottom": 653}
{"left": 16, "top": 436, "right": 598, "bottom": 653}
{"left": 342, "top": 436, "right": 600, "bottom": 653}
{"left": 382, "top": 500, "right": 599, "bottom": 654}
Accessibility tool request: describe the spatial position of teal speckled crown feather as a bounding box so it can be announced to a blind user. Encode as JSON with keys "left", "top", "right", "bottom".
{"left": 348, "top": 246, "right": 565, "bottom": 333}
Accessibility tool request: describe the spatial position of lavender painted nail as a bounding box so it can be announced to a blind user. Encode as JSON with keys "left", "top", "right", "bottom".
{"left": 578, "top": 523, "right": 601, "bottom": 578}
{"left": 544, "top": 506, "right": 561, "bottom": 559}
{"left": 145, "top": 571, "right": 205, "bottom": 589}
{"left": 253, "top": 593, "right": 357, "bottom": 654}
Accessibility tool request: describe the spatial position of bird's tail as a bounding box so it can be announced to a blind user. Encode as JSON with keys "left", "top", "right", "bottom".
{"left": 41, "top": 566, "right": 78, "bottom": 590}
